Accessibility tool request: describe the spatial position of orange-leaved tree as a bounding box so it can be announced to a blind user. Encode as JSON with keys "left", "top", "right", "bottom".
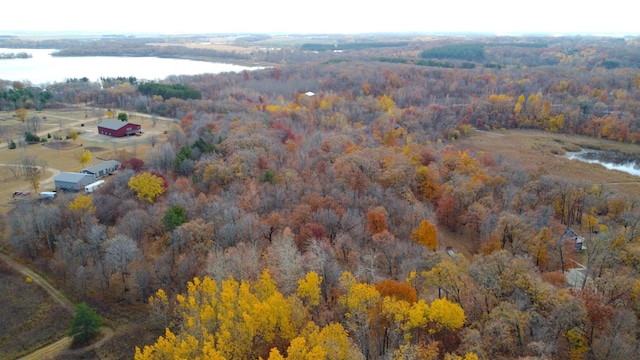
{"left": 366, "top": 207, "right": 388, "bottom": 235}
{"left": 411, "top": 219, "right": 438, "bottom": 251}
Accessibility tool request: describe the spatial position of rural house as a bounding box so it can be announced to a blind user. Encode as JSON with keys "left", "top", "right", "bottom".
{"left": 97, "top": 119, "right": 141, "bottom": 137}
{"left": 81, "top": 160, "right": 121, "bottom": 180}
{"left": 54, "top": 172, "right": 94, "bottom": 192}
{"left": 561, "top": 227, "right": 586, "bottom": 251}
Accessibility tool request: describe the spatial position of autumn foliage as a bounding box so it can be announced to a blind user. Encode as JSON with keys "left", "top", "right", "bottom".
{"left": 128, "top": 172, "right": 167, "bottom": 203}
{"left": 5, "top": 35, "right": 640, "bottom": 360}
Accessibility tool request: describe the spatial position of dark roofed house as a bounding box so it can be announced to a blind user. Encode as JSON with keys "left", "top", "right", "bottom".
{"left": 54, "top": 172, "right": 94, "bottom": 192}
{"left": 561, "top": 227, "right": 586, "bottom": 251}
{"left": 97, "top": 119, "right": 141, "bottom": 137}
{"left": 81, "top": 160, "right": 121, "bottom": 180}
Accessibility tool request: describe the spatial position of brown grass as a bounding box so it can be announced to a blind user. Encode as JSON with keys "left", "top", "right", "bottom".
{"left": 0, "top": 258, "right": 70, "bottom": 360}
{"left": 456, "top": 129, "right": 640, "bottom": 197}
{"left": 0, "top": 109, "right": 171, "bottom": 214}
{"left": 147, "top": 42, "right": 255, "bottom": 54}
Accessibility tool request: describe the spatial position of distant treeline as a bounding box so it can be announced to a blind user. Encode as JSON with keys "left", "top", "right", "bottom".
{"left": 100, "top": 77, "right": 139, "bottom": 87}
{"left": 0, "top": 52, "right": 32, "bottom": 59}
{"left": 420, "top": 42, "right": 547, "bottom": 62}
{"left": 137, "top": 82, "right": 201, "bottom": 100}
{"left": 0, "top": 38, "right": 251, "bottom": 62}
{"left": 52, "top": 43, "right": 250, "bottom": 61}
{"left": 376, "top": 57, "right": 476, "bottom": 69}
{"left": 301, "top": 41, "right": 409, "bottom": 52}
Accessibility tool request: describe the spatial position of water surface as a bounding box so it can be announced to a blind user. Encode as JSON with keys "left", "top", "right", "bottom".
{"left": 0, "top": 48, "right": 258, "bottom": 85}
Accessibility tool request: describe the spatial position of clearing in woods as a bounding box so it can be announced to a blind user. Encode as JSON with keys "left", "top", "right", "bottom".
{"left": 0, "top": 108, "right": 171, "bottom": 214}
{"left": 456, "top": 129, "right": 640, "bottom": 196}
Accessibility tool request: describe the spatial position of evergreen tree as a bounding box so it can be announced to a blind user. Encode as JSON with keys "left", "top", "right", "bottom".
{"left": 69, "top": 303, "right": 104, "bottom": 345}
{"left": 163, "top": 205, "right": 187, "bottom": 231}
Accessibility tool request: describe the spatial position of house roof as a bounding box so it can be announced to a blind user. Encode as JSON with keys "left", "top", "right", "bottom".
{"left": 562, "top": 227, "right": 585, "bottom": 242}
{"left": 82, "top": 160, "right": 121, "bottom": 174}
{"left": 54, "top": 172, "right": 93, "bottom": 183}
{"left": 97, "top": 119, "right": 139, "bottom": 131}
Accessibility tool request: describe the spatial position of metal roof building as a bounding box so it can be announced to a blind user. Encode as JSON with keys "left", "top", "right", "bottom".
{"left": 54, "top": 172, "right": 94, "bottom": 192}
{"left": 81, "top": 160, "right": 121, "bottom": 180}
{"left": 97, "top": 119, "right": 141, "bottom": 137}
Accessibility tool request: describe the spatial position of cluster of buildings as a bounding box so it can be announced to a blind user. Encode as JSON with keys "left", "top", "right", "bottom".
{"left": 44, "top": 119, "right": 142, "bottom": 195}
{"left": 53, "top": 160, "right": 121, "bottom": 192}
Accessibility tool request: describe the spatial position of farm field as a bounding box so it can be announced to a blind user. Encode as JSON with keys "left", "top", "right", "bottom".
{"left": 0, "top": 108, "right": 171, "bottom": 213}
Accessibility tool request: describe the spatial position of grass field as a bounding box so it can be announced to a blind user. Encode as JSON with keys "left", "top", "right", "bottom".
{"left": 0, "top": 258, "right": 70, "bottom": 360}
{"left": 456, "top": 129, "right": 640, "bottom": 196}
{"left": 0, "top": 108, "right": 172, "bottom": 214}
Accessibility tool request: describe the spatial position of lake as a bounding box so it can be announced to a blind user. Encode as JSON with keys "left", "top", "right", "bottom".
{"left": 0, "top": 48, "right": 260, "bottom": 85}
{"left": 566, "top": 150, "right": 640, "bottom": 177}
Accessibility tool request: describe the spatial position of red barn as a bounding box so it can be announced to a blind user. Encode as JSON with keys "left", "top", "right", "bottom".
{"left": 97, "top": 119, "right": 141, "bottom": 137}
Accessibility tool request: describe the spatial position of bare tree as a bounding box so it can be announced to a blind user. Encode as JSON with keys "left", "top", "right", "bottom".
{"left": 5, "top": 160, "right": 20, "bottom": 180}
{"left": 166, "top": 123, "right": 186, "bottom": 149}
{"left": 20, "top": 153, "right": 42, "bottom": 191}
{"left": 93, "top": 107, "right": 105, "bottom": 123}
{"left": 148, "top": 133, "right": 159, "bottom": 148}
{"left": 116, "top": 209, "right": 151, "bottom": 243}
{"left": 105, "top": 234, "right": 140, "bottom": 292}
{"left": 146, "top": 143, "right": 176, "bottom": 173}
{"left": 0, "top": 126, "right": 8, "bottom": 145}
{"left": 131, "top": 139, "right": 138, "bottom": 156}
{"left": 25, "top": 116, "right": 43, "bottom": 133}
{"left": 265, "top": 230, "right": 305, "bottom": 295}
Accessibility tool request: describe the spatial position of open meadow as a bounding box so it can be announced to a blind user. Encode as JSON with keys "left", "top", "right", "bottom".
{"left": 0, "top": 256, "right": 70, "bottom": 359}
{"left": 0, "top": 108, "right": 171, "bottom": 214}
{"left": 456, "top": 129, "right": 640, "bottom": 197}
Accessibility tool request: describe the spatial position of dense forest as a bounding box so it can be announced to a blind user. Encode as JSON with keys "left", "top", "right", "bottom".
{"left": 3, "top": 35, "right": 640, "bottom": 359}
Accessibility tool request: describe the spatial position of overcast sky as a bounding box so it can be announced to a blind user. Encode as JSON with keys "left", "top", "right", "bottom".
{"left": 1, "top": 1, "right": 638, "bottom": 36}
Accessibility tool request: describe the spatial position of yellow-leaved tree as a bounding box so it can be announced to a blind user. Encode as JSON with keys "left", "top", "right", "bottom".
{"left": 382, "top": 295, "right": 467, "bottom": 359}
{"left": 267, "top": 322, "right": 362, "bottom": 360}
{"left": 78, "top": 148, "right": 91, "bottom": 167}
{"left": 411, "top": 219, "right": 438, "bottom": 251}
{"left": 15, "top": 107, "right": 28, "bottom": 122}
{"left": 136, "top": 270, "right": 363, "bottom": 360}
{"left": 421, "top": 255, "right": 468, "bottom": 303}
{"left": 68, "top": 194, "right": 96, "bottom": 214}
{"left": 128, "top": 172, "right": 166, "bottom": 203}
{"left": 339, "top": 272, "right": 380, "bottom": 358}
{"left": 297, "top": 271, "right": 322, "bottom": 309}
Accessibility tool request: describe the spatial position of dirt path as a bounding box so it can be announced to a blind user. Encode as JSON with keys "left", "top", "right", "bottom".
{"left": 0, "top": 253, "right": 114, "bottom": 359}
{"left": 0, "top": 164, "right": 61, "bottom": 190}
{"left": 0, "top": 253, "right": 74, "bottom": 312}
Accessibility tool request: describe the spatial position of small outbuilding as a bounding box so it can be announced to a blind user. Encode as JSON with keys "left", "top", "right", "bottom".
{"left": 54, "top": 172, "right": 94, "bottom": 192}
{"left": 561, "top": 227, "right": 586, "bottom": 251}
{"left": 97, "top": 119, "right": 141, "bottom": 137}
{"left": 81, "top": 160, "right": 121, "bottom": 180}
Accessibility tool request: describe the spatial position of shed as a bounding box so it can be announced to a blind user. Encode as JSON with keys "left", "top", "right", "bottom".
{"left": 54, "top": 172, "right": 94, "bottom": 192}
{"left": 561, "top": 227, "right": 586, "bottom": 251}
{"left": 97, "top": 119, "right": 141, "bottom": 137}
{"left": 81, "top": 160, "right": 121, "bottom": 180}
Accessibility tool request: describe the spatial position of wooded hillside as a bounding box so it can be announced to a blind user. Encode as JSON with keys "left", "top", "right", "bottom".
{"left": 3, "top": 35, "right": 640, "bottom": 359}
